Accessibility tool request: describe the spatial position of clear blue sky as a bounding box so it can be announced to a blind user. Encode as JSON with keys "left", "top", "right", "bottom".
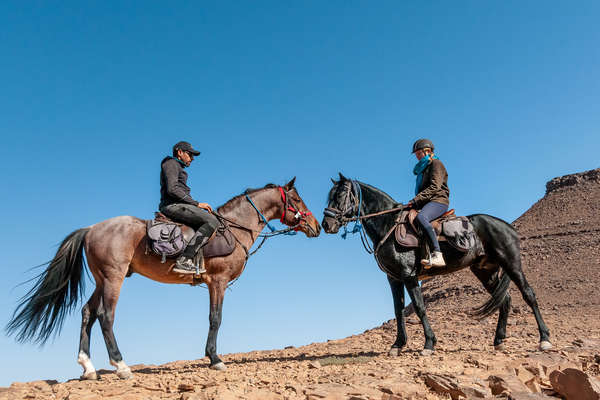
{"left": 1, "top": 1, "right": 598, "bottom": 386}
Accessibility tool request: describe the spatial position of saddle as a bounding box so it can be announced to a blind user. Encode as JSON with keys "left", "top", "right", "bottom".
{"left": 147, "top": 212, "right": 237, "bottom": 261}
{"left": 394, "top": 208, "right": 479, "bottom": 253}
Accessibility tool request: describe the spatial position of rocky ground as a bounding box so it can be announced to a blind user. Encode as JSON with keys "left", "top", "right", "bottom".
{"left": 2, "top": 168, "right": 599, "bottom": 400}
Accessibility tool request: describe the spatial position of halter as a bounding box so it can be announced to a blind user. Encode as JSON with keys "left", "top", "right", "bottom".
{"left": 245, "top": 186, "right": 312, "bottom": 235}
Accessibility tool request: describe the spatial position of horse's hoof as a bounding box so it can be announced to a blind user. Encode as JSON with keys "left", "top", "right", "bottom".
{"left": 210, "top": 362, "right": 227, "bottom": 371}
{"left": 420, "top": 349, "right": 434, "bottom": 356}
{"left": 539, "top": 341, "right": 553, "bottom": 351}
{"left": 494, "top": 343, "right": 506, "bottom": 351}
{"left": 116, "top": 368, "right": 133, "bottom": 380}
{"left": 388, "top": 347, "right": 401, "bottom": 356}
{"left": 80, "top": 371, "right": 98, "bottom": 380}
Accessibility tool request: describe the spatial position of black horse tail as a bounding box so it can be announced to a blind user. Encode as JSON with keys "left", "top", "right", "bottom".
{"left": 470, "top": 271, "right": 511, "bottom": 319}
{"left": 5, "top": 228, "right": 90, "bottom": 344}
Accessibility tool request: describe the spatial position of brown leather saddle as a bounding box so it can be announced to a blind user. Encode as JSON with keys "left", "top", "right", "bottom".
{"left": 153, "top": 212, "right": 237, "bottom": 258}
{"left": 394, "top": 208, "right": 455, "bottom": 248}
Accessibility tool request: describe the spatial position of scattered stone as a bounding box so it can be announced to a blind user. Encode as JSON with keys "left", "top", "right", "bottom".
{"left": 549, "top": 367, "right": 600, "bottom": 400}
{"left": 487, "top": 374, "right": 530, "bottom": 396}
{"left": 177, "top": 383, "right": 195, "bottom": 392}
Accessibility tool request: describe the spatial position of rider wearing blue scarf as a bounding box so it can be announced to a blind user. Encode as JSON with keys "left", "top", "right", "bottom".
{"left": 406, "top": 139, "right": 450, "bottom": 268}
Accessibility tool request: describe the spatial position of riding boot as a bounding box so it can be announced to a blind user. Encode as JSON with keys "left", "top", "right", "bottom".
{"left": 422, "top": 251, "right": 446, "bottom": 268}
{"left": 173, "top": 234, "right": 209, "bottom": 275}
{"left": 192, "top": 235, "right": 211, "bottom": 274}
{"left": 420, "top": 225, "right": 446, "bottom": 268}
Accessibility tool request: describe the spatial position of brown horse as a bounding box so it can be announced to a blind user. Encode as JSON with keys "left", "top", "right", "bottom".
{"left": 6, "top": 178, "right": 320, "bottom": 379}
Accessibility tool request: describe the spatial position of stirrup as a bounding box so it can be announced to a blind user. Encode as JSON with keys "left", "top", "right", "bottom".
{"left": 173, "top": 257, "right": 206, "bottom": 275}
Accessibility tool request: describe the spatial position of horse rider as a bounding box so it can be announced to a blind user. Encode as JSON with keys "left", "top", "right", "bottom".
{"left": 159, "top": 141, "right": 219, "bottom": 274}
{"left": 406, "top": 139, "right": 450, "bottom": 268}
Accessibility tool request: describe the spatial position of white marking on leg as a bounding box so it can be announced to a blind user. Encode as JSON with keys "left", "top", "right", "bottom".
{"left": 77, "top": 351, "right": 97, "bottom": 379}
{"left": 110, "top": 359, "right": 133, "bottom": 379}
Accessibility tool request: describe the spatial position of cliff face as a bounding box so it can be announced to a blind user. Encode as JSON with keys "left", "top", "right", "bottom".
{"left": 545, "top": 168, "right": 600, "bottom": 195}
{"left": 514, "top": 167, "right": 600, "bottom": 240}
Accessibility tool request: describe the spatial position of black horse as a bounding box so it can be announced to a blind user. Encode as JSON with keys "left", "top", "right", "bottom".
{"left": 322, "top": 174, "right": 551, "bottom": 355}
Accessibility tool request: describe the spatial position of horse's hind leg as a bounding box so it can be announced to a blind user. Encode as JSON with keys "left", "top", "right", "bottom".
{"left": 405, "top": 278, "right": 436, "bottom": 355}
{"left": 78, "top": 288, "right": 101, "bottom": 380}
{"left": 500, "top": 256, "right": 551, "bottom": 350}
{"left": 470, "top": 266, "right": 511, "bottom": 350}
{"left": 97, "top": 280, "right": 133, "bottom": 379}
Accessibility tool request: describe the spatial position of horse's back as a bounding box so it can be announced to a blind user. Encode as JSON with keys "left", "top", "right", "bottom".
{"left": 467, "top": 214, "right": 520, "bottom": 259}
{"left": 86, "top": 216, "right": 147, "bottom": 266}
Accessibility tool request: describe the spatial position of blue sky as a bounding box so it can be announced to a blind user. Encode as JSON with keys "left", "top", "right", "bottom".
{"left": 1, "top": 1, "right": 599, "bottom": 385}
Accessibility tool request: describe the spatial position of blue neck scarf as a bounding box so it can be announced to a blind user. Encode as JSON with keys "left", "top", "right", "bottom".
{"left": 413, "top": 154, "right": 438, "bottom": 195}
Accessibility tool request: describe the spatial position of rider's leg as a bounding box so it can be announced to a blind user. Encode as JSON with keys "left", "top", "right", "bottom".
{"left": 416, "top": 201, "right": 448, "bottom": 267}
{"left": 160, "top": 204, "right": 219, "bottom": 273}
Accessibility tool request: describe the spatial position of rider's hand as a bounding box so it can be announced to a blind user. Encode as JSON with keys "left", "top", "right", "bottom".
{"left": 197, "top": 202, "right": 213, "bottom": 212}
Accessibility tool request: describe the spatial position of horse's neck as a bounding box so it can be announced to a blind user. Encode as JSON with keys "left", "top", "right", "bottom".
{"left": 357, "top": 182, "right": 398, "bottom": 243}
{"left": 218, "top": 189, "right": 282, "bottom": 246}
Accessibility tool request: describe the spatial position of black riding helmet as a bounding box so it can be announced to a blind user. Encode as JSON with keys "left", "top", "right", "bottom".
{"left": 412, "top": 138, "right": 434, "bottom": 153}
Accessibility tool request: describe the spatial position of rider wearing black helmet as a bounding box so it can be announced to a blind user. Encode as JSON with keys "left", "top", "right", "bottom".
{"left": 406, "top": 139, "right": 450, "bottom": 268}
{"left": 159, "top": 141, "right": 219, "bottom": 274}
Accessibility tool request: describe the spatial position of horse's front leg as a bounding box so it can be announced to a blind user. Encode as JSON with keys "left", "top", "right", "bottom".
{"left": 405, "top": 278, "right": 437, "bottom": 355}
{"left": 387, "top": 276, "right": 407, "bottom": 356}
{"left": 206, "top": 279, "right": 227, "bottom": 370}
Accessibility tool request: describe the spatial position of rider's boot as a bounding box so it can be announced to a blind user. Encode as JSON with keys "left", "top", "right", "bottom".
{"left": 421, "top": 251, "right": 446, "bottom": 268}
{"left": 172, "top": 235, "right": 210, "bottom": 275}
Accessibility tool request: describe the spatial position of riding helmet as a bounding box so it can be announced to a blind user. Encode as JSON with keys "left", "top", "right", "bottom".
{"left": 412, "top": 139, "right": 435, "bottom": 153}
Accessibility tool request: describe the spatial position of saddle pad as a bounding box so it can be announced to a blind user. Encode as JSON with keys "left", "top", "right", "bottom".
{"left": 203, "top": 228, "right": 236, "bottom": 258}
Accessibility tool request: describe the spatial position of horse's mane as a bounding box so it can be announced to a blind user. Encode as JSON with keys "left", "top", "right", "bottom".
{"left": 356, "top": 181, "right": 398, "bottom": 204}
{"left": 217, "top": 183, "right": 278, "bottom": 213}
{"left": 328, "top": 179, "right": 399, "bottom": 206}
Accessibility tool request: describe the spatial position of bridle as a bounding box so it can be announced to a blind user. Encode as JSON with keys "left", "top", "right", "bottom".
{"left": 324, "top": 179, "right": 405, "bottom": 255}
{"left": 277, "top": 186, "right": 313, "bottom": 230}
{"left": 323, "top": 180, "right": 362, "bottom": 226}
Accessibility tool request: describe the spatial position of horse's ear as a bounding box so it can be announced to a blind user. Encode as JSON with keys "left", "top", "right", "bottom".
{"left": 284, "top": 177, "right": 296, "bottom": 190}
{"left": 338, "top": 172, "right": 347, "bottom": 181}
{"left": 330, "top": 178, "right": 337, "bottom": 185}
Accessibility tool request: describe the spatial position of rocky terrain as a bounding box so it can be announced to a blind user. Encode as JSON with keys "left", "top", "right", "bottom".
{"left": 2, "top": 168, "right": 599, "bottom": 400}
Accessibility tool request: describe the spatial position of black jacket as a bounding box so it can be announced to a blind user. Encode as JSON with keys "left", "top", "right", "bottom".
{"left": 159, "top": 157, "right": 199, "bottom": 209}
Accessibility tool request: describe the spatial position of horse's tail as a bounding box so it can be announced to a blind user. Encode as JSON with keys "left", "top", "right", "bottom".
{"left": 470, "top": 271, "right": 511, "bottom": 319}
{"left": 5, "top": 227, "right": 90, "bottom": 345}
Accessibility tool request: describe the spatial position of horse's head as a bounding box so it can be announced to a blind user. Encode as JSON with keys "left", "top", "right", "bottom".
{"left": 280, "top": 177, "right": 321, "bottom": 238}
{"left": 322, "top": 173, "right": 358, "bottom": 234}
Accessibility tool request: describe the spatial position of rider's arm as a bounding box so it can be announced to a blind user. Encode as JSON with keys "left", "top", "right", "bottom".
{"left": 411, "top": 160, "right": 446, "bottom": 208}
{"left": 162, "top": 159, "right": 199, "bottom": 206}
